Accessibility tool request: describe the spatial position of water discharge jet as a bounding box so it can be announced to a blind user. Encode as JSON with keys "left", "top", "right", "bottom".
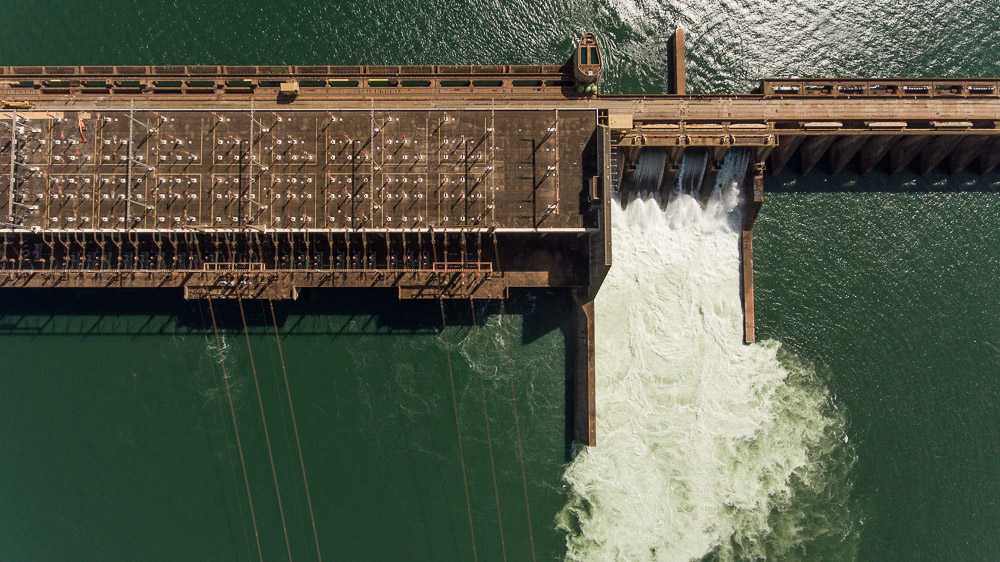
{"left": 559, "top": 149, "right": 854, "bottom": 560}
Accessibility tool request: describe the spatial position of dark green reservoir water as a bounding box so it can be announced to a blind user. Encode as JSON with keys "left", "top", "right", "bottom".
{"left": 0, "top": 292, "right": 572, "bottom": 560}
{"left": 755, "top": 187, "right": 1000, "bottom": 560}
{"left": 2, "top": 1, "right": 1000, "bottom": 560}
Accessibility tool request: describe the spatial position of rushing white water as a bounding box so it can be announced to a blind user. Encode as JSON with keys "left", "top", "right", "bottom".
{"left": 558, "top": 151, "right": 852, "bottom": 560}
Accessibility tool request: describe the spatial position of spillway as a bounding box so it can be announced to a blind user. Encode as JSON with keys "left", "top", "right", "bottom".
{"left": 558, "top": 149, "right": 854, "bottom": 560}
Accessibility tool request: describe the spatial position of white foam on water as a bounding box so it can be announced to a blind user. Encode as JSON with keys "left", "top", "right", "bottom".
{"left": 558, "top": 152, "right": 851, "bottom": 560}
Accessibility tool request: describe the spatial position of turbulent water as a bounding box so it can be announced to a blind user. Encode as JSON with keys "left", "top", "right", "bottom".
{"left": 559, "top": 152, "right": 855, "bottom": 560}
{"left": 2, "top": 1, "right": 1000, "bottom": 559}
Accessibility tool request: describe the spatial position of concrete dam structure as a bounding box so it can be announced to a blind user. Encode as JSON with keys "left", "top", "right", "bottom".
{"left": 3, "top": 32, "right": 998, "bottom": 445}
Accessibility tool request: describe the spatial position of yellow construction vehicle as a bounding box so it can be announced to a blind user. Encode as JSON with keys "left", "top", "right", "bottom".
{"left": 1, "top": 100, "right": 34, "bottom": 109}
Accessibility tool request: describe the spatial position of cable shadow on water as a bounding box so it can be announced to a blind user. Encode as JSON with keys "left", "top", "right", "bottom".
{"left": 0, "top": 284, "right": 577, "bottom": 558}
{"left": 0, "top": 284, "right": 580, "bottom": 459}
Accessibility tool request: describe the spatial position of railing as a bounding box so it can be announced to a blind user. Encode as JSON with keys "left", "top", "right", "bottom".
{"left": 0, "top": 64, "right": 577, "bottom": 95}
{"left": 0, "top": 64, "right": 571, "bottom": 78}
{"left": 432, "top": 261, "right": 493, "bottom": 271}
{"left": 203, "top": 262, "right": 266, "bottom": 271}
{"left": 762, "top": 78, "right": 1000, "bottom": 98}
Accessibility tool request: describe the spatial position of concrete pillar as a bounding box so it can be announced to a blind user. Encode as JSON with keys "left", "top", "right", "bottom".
{"left": 669, "top": 146, "right": 687, "bottom": 167}
{"left": 670, "top": 29, "right": 686, "bottom": 95}
{"left": 978, "top": 137, "right": 1000, "bottom": 175}
{"left": 742, "top": 167, "right": 765, "bottom": 231}
{"left": 918, "top": 134, "right": 964, "bottom": 175}
{"left": 859, "top": 134, "right": 899, "bottom": 176}
{"left": 572, "top": 288, "right": 596, "bottom": 446}
{"left": 658, "top": 168, "right": 677, "bottom": 200}
{"left": 700, "top": 163, "right": 720, "bottom": 200}
{"left": 888, "top": 135, "right": 931, "bottom": 175}
{"left": 948, "top": 135, "right": 989, "bottom": 175}
{"left": 712, "top": 145, "right": 730, "bottom": 166}
{"left": 741, "top": 230, "right": 755, "bottom": 344}
{"left": 755, "top": 144, "right": 775, "bottom": 164}
{"left": 828, "top": 134, "right": 868, "bottom": 176}
{"left": 798, "top": 135, "right": 837, "bottom": 176}
{"left": 769, "top": 134, "right": 805, "bottom": 175}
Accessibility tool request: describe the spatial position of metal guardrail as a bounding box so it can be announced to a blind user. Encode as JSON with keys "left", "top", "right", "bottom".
{"left": 761, "top": 78, "right": 1000, "bottom": 98}
{"left": 431, "top": 261, "right": 493, "bottom": 271}
{"left": 203, "top": 262, "right": 266, "bottom": 271}
{"left": 0, "top": 65, "right": 579, "bottom": 96}
{"left": 0, "top": 64, "right": 572, "bottom": 78}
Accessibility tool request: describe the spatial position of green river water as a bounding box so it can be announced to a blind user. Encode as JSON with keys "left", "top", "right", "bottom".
{"left": 1, "top": 1, "right": 999, "bottom": 560}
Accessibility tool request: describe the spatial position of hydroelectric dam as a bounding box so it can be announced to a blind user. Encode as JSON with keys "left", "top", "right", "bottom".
{"left": 3, "top": 31, "right": 999, "bottom": 446}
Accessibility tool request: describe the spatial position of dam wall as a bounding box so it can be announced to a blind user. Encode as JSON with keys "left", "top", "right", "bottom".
{"left": 3, "top": 41, "right": 998, "bottom": 444}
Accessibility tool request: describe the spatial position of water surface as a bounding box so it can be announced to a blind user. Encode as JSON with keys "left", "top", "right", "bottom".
{"left": 2, "top": 1, "right": 1000, "bottom": 559}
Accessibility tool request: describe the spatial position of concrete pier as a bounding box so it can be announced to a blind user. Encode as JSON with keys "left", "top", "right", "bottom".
{"left": 572, "top": 289, "right": 597, "bottom": 446}
{"left": 980, "top": 137, "right": 1000, "bottom": 174}
{"left": 919, "top": 135, "right": 965, "bottom": 175}
{"left": 741, "top": 168, "right": 763, "bottom": 344}
{"left": 828, "top": 135, "right": 869, "bottom": 175}
{"left": 889, "top": 135, "right": 931, "bottom": 175}
{"left": 948, "top": 135, "right": 990, "bottom": 174}
{"left": 769, "top": 135, "right": 805, "bottom": 175}
{"left": 798, "top": 135, "right": 837, "bottom": 175}
{"left": 741, "top": 230, "right": 755, "bottom": 344}
{"left": 670, "top": 29, "right": 686, "bottom": 95}
{"left": 860, "top": 135, "right": 899, "bottom": 176}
